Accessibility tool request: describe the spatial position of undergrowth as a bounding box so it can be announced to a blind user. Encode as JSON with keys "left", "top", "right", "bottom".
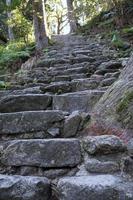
{"left": 0, "top": 40, "right": 35, "bottom": 72}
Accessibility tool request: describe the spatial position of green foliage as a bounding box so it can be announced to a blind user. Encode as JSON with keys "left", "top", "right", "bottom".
{"left": 122, "top": 27, "right": 133, "bottom": 34}
{"left": 116, "top": 91, "right": 133, "bottom": 113}
{"left": 111, "top": 33, "right": 125, "bottom": 48}
{"left": 0, "top": 81, "right": 11, "bottom": 90}
{"left": 116, "top": 90, "right": 133, "bottom": 128}
{"left": 8, "top": 8, "right": 32, "bottom": 43}
{"left": 0, "top": 41, "right": 35, "bottom": 70}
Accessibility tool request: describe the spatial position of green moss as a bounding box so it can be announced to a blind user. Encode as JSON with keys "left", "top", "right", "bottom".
{"left": 116, "top": 91, "right": 133, "bottom": 128}
{"left": 122, "top": 27, "right": 133, "bottom": 34}
{"left": 0, "top": 81, "right": 11, "bottom": 90}
{"left": 116, "top": 91, "right": 133, "bottom": 113}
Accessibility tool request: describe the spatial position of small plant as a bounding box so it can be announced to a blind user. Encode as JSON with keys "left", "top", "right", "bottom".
{"left": 116, "top": 91, "right": 133, "bottom": 113}
{"left": 0, "top": 81, "right": 11, "bottom": 90}
{"left": 122, "top": 27, "right": 133, "bottom": 34}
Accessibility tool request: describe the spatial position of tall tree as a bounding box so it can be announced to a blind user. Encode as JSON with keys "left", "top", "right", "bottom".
{"left": 6, "top": 0, "right": 14, "bottom": 40}
{"left": 33, "top": 0, "right": 48, "bottom": 50}
{"left": 66, "top": 0, "right": 77, "bottom": 33}
{"left": 46, "top": 0, "right": 68, "bottom": 35}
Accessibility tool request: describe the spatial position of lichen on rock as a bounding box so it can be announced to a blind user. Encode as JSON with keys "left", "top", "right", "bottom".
{"left": 91, "top": 53, "right": 133, "bottom": 136}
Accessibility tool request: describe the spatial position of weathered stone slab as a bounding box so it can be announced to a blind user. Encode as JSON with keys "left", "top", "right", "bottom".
{"left": 72, "top": 79, "right": 99, "bottom": 91}
{"left": 0, "top": 110, "right": 65, "bottom": 134}
{"left": 53, "top": 90, "right": 104, "bottom": 112}
{"left": 100, "top": 77, "right": 116, "bottom": 87}
{"left": 85, "top": 159, "right": 119, "bottom": 173}
{"left": 57, "top": 175, "right": 123, "bottom": 200}
{"left": 95, "top": 69, "right": 118, "bottom": 75}
{"left": 41, "top": 82, "right": 72, "bottom": 94}
{"left": 52, "top": 75, "right": 71, "bottom": 82}
{"left": 0, "top": 94, "right": 52, "bottom": 112}
{"left": 0, "top": 175, "right": 51, "bottom": 200}
{"left": 0, "top": 139, "right": 81, "bottom": 167}
{"left": 70, "top": 73, "right": 87, "bottom": 80}
{"left": 83, "top": 135, "right": 125, "bottom": 155}
{"left": 98, "top": 61, "right": 122, "bottom": 70}
{"left": 63, "top": 111, "right": 82, "bottom": 137}
{"left": 50, "top": 66, "right": 88, "bottom": 76}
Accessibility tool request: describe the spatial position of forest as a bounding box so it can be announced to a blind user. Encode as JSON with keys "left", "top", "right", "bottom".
{"left": 0, "top": 0, "right": 133, "bottom": 73}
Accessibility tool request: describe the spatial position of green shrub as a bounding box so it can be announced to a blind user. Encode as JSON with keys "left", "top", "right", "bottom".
{"left": 0, "top": 81, "right": 10, "bottom": 90}
{"left": 122, "top": 27, "right": 133, "bottom": 34}
{"left": 0, "top": 41, "right": 35, "bottom": 70}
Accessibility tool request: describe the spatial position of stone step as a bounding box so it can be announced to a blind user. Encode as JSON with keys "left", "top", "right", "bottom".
{"left": 52, "top": 74, "right": 88, "bottom": 82}
{"left": 82, "top": 135, "right": 126, "bottom": 155}
{"left": 0, "top": 94, "right": 52, "bottom": 113}
{"left": 69, "top": 56, "right": 96, "bottom": 64}
{"left": 81, "top": 135, "right": 126, "bottom": 174}
{"left": 41, "top": 79, "right": 100, "bottom": 94}
{"left": 98, "top": 61, "right": 122, "bottom": 70}
{"left": 0, "top": 86, "right": 44, "bottom": 99}
{"left": 57, "top": 175, "right": 133, "bottom": 200}
{"left": 52, "top": 62, "right": 89, "bottom": 70}
{"left": 100, "top": 77, "right": 117, "bottom": 87}
{"left": 0, "top": 110, "right": 65, "bottom": 136}
{"left": 95, "top": 69, "right": 119, "bottom": 75}
{"left": 0, "top": 139, "right": 81, "bottom": 168}
{"left": 52, "top": 75, "right": 71, "bottom": 82}
{"left": 37, "top": 58, "right": 70, "bottom": 68}
{"left": 41, "top": 81, "right": 72, "bottom": 94}
{"left": 72, "top": 78, "right": 100, "bottom": 91}
{"left": 0, "top": 174, "right": 51, "bottom": 200}
{"left": 71, "top": 49, "right": 92, "bottom": 56}
{"left": 70, "top": 73, "right": 88, "bottom": 80}
{"left": 53, "top": 90, "right": 104, "bottom": 112}
{"left": 104, "top": 71, "right": 121, "bottom": 79}
{"left": 47, "top": 66, "right": 89, "bottom": 76}
{"left": 85, "top": 159, "right": 120, "bottom": 173}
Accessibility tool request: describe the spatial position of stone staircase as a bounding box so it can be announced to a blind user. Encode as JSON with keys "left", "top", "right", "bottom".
{"left": 0, "top": 35, "right": 132, "bottom": 200}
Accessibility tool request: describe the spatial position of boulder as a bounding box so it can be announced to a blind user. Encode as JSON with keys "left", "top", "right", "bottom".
{"left": 83, "top": 135, "right": 125, "bottom": 155}
{"left": 0, "top": 175, "right": 51, "bottom": 200}
{"left": 92, "top": 54, "right": 133, "bottom": 132}
{"left": 63, "top": 111, "right": 82, "bottom": 137}
{"left": 85, "top": 159, "right": 119, "bottom": 173}
{"left": 57, "top": 175, "right": 125, "bottom": 200}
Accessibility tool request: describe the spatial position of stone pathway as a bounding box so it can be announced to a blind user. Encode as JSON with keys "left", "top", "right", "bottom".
{"left": 0, "top": 35, "right": 132, "bottom": 200}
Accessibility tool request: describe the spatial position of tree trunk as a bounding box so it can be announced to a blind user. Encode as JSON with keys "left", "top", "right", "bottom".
{"left": 33, "top": 0, "right": 48, "bottom": 50}
{"left": 6, "top": 0, "right": 14, "bottom": 40}
{"left": 66, "top": 0, "right": 77, "bottom": 33}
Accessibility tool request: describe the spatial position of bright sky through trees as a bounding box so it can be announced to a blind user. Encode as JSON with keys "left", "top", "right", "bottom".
{"left": 62, "top": 0, "right": 70, "bottom": 34}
